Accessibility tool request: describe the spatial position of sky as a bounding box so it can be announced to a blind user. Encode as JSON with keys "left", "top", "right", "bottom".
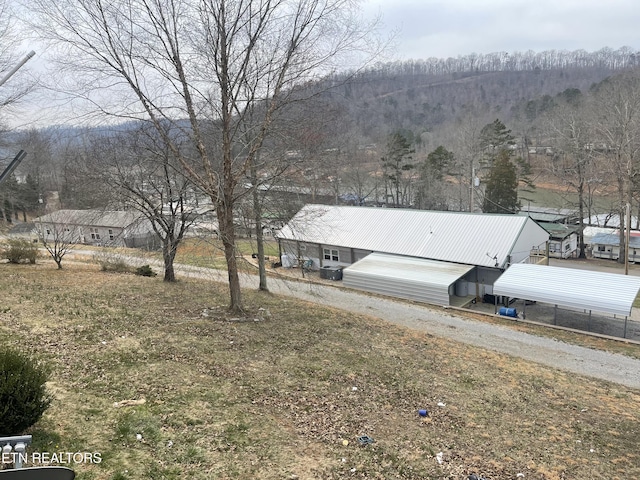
{"left": 362, "top": 0, "right": 640, "bottom": 60}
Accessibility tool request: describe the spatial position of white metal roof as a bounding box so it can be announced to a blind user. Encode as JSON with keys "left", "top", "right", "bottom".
{"left": 33, "top": 210, "right": 143, "bottom": 229}
{"left": 277, "top": 205, "right": 549, "bottom": 269}
{"left": 493, "top": 263, "right": 640, "bottom": 317}
{"left": 343, "top": 253, "right": 475, "bottom": 305}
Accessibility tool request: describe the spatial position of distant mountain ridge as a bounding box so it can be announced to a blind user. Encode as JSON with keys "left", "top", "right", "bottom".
{"left": 322, "top": 47, "right": 640, "bottom": 144}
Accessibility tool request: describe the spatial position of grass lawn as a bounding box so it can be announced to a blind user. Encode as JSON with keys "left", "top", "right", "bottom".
{"left": 1, "top": 261, "right": 639, "bottom": 479}
{"left": 175, "top": 237, "right": 279, "bottom": 266}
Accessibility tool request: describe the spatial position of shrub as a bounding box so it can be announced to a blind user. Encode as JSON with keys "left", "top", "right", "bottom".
{"left": 135, "top": 264, "right": 157, "bottom": 277}
{"left": 2, "top": 238, "right": 38, "bottom": 264}
{"left": 94, "top": 252, "right": 133, "bottom": 273}
{"left": 0, "top": 349, "right": 52, "bottom": 435}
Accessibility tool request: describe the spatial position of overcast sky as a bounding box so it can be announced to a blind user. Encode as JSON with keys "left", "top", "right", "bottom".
{"left": 363, "top": 0, "right": 640, "bottom": 60}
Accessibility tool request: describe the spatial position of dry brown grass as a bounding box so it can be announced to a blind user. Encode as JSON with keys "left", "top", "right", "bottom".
{"left": 1, "top": 261, "right": 639, "bottom": 479}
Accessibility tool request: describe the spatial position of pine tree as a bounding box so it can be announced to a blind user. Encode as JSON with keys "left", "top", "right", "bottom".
{"left": 479, "top": 119, "right": 515, "bottom": 166}
{"left": 482, "top": 150, "right": 520, "bottom": 214}
{"left": 381, "top": 132, "right": 415, "bottom": 206}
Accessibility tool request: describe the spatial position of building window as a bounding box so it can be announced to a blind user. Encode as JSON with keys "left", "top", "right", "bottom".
{"left": 564, "top": 243, "right": 571, "bottom": 251}
{"left": 90, "top": 228, "right": 101, "bottom": 240}
{"left": 323, "top": 248, "right": 339, "bottom": 261}
{"left": 597, "top": 245, "right": 606, "bottom": 252}
{"left": 108, "top": 229, "right": 114, "bottom": 240}
{"left": 46, "top": 228, "right": 51, "bottom": 235}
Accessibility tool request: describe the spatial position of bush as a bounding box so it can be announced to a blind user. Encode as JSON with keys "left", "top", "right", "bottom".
{"left": 2, "top": 238, "right": 38, "bottom": 264}
{"left": 0, "top": 349, "right": 52, "bottom": 435}
{"left": 135, "top": 264, "right": 157, "bottom": 277}
{"left": 94, "top": 252, "right": 133, "bottom": 273}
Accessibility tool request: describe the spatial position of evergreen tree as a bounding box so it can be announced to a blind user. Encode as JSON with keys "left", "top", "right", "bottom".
{"left": 415, "top": 146, "right": 453, "bottom": 210}
{"left": 482, "top": 150, "right": 520, "bottom": 214}
{"left": 381, "top": 132, "right": 415, "bottom": 206}
{"left": 479, "top": 119, "right": 515, "bottom": 166}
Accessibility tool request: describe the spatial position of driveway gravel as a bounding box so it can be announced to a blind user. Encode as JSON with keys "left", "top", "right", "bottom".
{"left": 70, "top": 252, "right": 640, "bottom": 390}
{"left": 167, "top": 263, "right": 640, "bottom": 390}
{"left": 258, "top": 274, "right": 640, "bottom": 390}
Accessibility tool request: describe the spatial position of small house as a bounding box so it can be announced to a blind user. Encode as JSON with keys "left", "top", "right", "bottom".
{"left": 590, "top": 233, "right": 640, "bottom": 262}
{"left": 32, "top": 210, "right": 156, "bottom": 248}
{"left": 540, "top": 223, "right": 579, "bottom": 258}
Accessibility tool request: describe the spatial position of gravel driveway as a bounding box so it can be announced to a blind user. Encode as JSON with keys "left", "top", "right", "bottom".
{"left": 71, "top": 252, "right": 640, "bottom": 391}
{"left": 257, "top": 274, "right": 640, "bottom": 390}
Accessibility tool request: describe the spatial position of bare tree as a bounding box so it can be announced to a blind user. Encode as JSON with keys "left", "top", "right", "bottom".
{"left": 92, "top": 127, "right": 199, "bottom": 282}
{"left": 544, "top": 93, "right": 595, "bottom": 258}
{"left": 34, "top": 211, "right": 77, "bottom": 269}
{"left": 591, "top": 72, "right": 640, "bottom": 263}
{"left": 451, "top": 110, "right": 488, "bottom": 212}
{"left": 30, "top": 0, "right": 381, "bottom": 312}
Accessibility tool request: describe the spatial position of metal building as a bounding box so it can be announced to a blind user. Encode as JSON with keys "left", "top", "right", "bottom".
{"left": 276, "top": 205, "right": 549, "bottom": 306}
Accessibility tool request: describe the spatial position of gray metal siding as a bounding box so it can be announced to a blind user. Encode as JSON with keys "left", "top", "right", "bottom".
{"left": 344, "top": 268, "right": 451, "bottom": 305}
{"left": 342, "top": 253, "right": 475, "bottom": 306}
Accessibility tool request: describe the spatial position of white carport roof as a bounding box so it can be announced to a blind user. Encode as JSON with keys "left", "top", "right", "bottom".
{"left": 493, "top": 263, "right": 640, "bottom": 317}
{"left": 343, "top": 253, "right": 475, "bottom": 306}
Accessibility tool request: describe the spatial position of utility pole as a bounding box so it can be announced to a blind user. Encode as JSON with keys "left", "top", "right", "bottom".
{"left": 625, "top": 202, "right": 631, "bottom": 275}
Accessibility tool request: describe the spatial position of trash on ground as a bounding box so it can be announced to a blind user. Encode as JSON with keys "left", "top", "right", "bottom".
{"left": 436, "top": 452, "right": 443, "bottom": 464}
{"left": 357, "top": 435, "right": 375, "bottom": 446}
{"left": 418, "top": 409, "right": 429, "bottom": 417}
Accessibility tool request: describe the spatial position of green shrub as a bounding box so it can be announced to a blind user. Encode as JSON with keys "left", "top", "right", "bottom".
{"left": 0, "top": 349, "right": 52, "bottom": 435}
{"left": 2, "top": 238, "right": 38, "bottom": 264}
{"left": 135, "top": 265, "right": 157, "bottom": 277}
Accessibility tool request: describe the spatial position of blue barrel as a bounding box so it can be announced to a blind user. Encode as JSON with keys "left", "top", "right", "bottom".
{"left": 498, "top": 307, "right": 517, "bottom": 318}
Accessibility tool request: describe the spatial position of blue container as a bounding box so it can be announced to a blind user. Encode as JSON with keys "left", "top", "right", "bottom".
{"left": 498, "top": 307, "right": 517, "bottom": 318}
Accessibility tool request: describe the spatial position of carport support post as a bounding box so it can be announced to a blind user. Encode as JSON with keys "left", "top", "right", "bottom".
{"left": 588, "top": 310, "right": 592, "bottom": 332}
{"left": 494, "top": 295, "right": 498, "bottom": 315}
{"left": 522, "top": 299, "right": 526, "bottom": 319}
{"left": 624, "top": 316, "right": 628, "bottom": 339}
{"left": 553, "top": 305, "right": 557, "bottom": 325}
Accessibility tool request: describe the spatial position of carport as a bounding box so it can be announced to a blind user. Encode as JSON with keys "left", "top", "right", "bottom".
{"left": 342, "top": 252, "right": 475, "bottom": 306}
{"left": 493, "top": 263, "right": 640, "bottom": 338}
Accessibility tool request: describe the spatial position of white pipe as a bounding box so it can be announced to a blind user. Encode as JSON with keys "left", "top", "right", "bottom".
{"left": 0, "top": 50, "right": 36, "bottom": 87}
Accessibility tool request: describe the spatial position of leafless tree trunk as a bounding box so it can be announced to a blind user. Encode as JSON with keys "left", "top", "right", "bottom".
{"left": 29, "top": 0, "right": 382, "bottom": 312}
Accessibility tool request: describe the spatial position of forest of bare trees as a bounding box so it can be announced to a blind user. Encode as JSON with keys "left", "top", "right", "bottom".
{"left": 3, "top": 9, "right": 640, "bottom": 306}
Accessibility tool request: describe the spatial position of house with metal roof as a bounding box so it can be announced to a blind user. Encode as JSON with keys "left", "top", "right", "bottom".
{"left": 539, "top": 223, "right": 579, "bottom": 258}
{"left": 276, "top": 204, "right": 549, "bottom": 306}
{"left": 32, "top": 209, "right": 156, "bottom": 248}
{"left": 590, "top": 232, "right": 640, "bottom": 262}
